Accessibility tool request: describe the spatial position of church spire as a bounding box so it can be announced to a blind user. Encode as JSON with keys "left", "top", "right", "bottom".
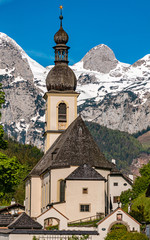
{"left": 53, "top": 6, "right": 70, "bottom": 65}
{"left": 59, "top": 5, "right": 63, "bottom": 27}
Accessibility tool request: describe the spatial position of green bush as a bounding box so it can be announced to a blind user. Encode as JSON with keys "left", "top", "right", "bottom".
{"left": 105, "top": 229, "right": 148, "bottom": 240}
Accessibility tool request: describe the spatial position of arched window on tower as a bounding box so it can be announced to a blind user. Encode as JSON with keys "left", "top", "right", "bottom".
{"left": 58, "top": 102, "right": 67, "bottom": 130}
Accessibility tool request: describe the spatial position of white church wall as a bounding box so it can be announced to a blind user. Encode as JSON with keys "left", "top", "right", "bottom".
{"left": 9, "top": 235, "right": 33, "bottom": 240}
{"left": 109, "top": 176, "right": 132, "bottom": 210}
{"left": 30, "top": 177, "right": 41, "bottom": 217}
{"left": 66, "top": 180, "right": 105, "bottom": 221}
{"left": 50, "top": 167, "right": 77, "bottom": 203}
{"left": 45, "top": 93, "right": 78, "bottom": 152}
{"left": 25, "top": 179, "right": 31, "bottom": 215}
{"left": 49, "top": 95, "right": 77, "bottom": 130}
{"left": 37, "top": 206, "right": 68, "bottom": 230}
{"left": 41, "top": 172, "right": 50, "bottom": 212}
{"left": 95, "top": 169, "right": 110, "bottom": 180}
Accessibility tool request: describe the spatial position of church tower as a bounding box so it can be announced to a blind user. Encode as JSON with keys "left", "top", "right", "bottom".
{"left": 44, "top": 6, "right": 79, "bottom": 152}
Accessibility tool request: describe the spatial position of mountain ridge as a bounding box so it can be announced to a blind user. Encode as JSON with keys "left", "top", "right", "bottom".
{"left": 0, "top": 33, "right": 150, "bottom": 148}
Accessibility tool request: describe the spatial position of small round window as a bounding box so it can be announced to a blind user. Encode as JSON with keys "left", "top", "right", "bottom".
{"left": 124, "top": 183, "right": 127, "bottom": 186}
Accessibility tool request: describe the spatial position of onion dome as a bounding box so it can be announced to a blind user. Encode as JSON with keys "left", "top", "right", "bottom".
{"left": 46, "top": 64, "right": 77, "bottom": 91}
{"left": 54, "top": 13, "right": 69, "bottom": 45}
{"left": 54, "top": 26, "right": 69, "bottom": 45}
{"left": 46, "top": 6, "right": 77, "bottom": 92}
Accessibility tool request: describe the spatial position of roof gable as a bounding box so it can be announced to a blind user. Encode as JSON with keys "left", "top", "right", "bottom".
{"left": 97, "top": 208, "right": 141, "bottom": 226}
{"left": 66, "top": 164, "right": 106, "bottom": 181}
{"left": 37, "top": 206, "right": 69, "bottom": 220}
{"left": 29, "top": 116, "right": 112, "bottom": 176}
{"left": 8, "top": 212, "right": 42, "bottom": 229}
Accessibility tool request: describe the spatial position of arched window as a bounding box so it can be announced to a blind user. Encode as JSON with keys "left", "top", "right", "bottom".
{"left": 60, "top": 180, "right": 65, "bottom": 202}
{"left": 58, "top": 103, "right": 67, "bottom": 123}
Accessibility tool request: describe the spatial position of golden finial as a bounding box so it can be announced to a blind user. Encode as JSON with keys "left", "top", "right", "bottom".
{"left": 59, "top": 5, "right": 63, "bottom": 27}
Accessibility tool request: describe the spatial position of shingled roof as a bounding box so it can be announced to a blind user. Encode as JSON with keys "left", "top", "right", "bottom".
{"left": 66, "top": 164, "right": 106, "bottom": 181}
{"left": 0, "top": 215, "right": 14, "bottom": 227}
{"left": 110, "top": 163, "right": 133, "bottom": 185}
{"left": 8, "top": 212, "right": 42, "bottom": 229}
{"left": 29, "top": 116, "right": 112, "bottom": 177}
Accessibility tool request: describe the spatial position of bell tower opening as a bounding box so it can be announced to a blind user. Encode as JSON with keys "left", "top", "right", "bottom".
{"left": 58, "top": 102, "right": 67, "bottom": 130}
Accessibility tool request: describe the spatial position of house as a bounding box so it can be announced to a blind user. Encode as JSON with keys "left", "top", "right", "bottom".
{"left": 24, "top": 7, "right": 132, "bottom": 226}
{"left": 0, "top": 203, "right": 25, "bottom": 216}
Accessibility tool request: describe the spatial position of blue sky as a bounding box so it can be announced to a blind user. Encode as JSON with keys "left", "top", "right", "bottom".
{"left": 0, "top": 0, "right": 150, "bottom": 67}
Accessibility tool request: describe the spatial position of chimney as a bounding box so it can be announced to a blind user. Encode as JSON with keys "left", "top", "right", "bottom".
{"left": 129, "top": 174, "right": 133, "bottom": 182}
{"left": 112, "top": 159, "right": 116, "bottom": 165}
{"left": 11, "top": 198, "right": 16, "bottom": 205}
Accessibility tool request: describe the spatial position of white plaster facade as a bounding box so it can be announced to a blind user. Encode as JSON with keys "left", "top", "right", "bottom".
{"left": 25, "top": 164, "right": 132, "bottom": 222}
{"left": 97, "top": 208, "right": 141, "bottom": 240}
{"left": 44, "top": 92, "right": 79, "bottom": 153}
{"left": 109, "top": 175, "right": 132, "bottom": 210}
{"left": 65, "top": 180, "right": 105, "bottom": 221}
{"left": 37, "top": 206, "right": 68, "bottom": 230}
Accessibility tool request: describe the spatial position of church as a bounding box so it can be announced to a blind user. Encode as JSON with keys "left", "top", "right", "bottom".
{"left": 25, "top": 8, "right": 132, "bottom": 225}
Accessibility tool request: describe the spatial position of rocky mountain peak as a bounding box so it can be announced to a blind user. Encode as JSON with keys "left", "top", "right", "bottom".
{"left": 82, "top": 44, "right": 118, "bottom": 73}
{"left": 0, "top": 33, "right": 47, "bottom": 149}
{"left": 132, "top": 54, "right": 150, "bottom": 69}
{"left": 0, "top": 33, "right": 150, "bottom": 149}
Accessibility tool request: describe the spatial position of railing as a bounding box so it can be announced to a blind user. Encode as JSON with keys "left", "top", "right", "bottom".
{"left": 68, "top": 214, "right": 103, "bottom": 227}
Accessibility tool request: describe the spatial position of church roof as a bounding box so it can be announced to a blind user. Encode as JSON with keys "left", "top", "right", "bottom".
{"left": 66, "top": 164, "right": 106, "bottom": 181}
{"left": 8, "top": 212, "right": 42, "bottom": 229}
{"left": 28, "top": 116, "right": 112, "bottom": 177}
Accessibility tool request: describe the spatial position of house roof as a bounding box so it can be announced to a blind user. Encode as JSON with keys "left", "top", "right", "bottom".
{"left": 0, "top": 203, "right": 25, "bottom": 213}
{"left": 146, "top": 184, "right": 150, "bottom": 197}
{"left": 28, "top": 116, "right": 112, "bottom": 177}
{"left": 10, "top": 229, "right": 99, "bottom": 235}
{"left": 110, "top": 163, "right": 133, "bottom": 185}
{"left": 37, "top": 206, "right": 69, "bottom": 220}
{"left": 66, "top": 164, "right": 106, "bottom": 181}
{"left": 8, "top": 212, "right": 42, "bottom": 229}
{"left": 0, "top": 215, "right": 14, "bottom": 227}
{"left": 97, "top": 207, "right": 141, "bottom": 226}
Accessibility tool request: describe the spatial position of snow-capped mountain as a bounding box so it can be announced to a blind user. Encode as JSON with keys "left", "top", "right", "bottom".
{"left": 73, "top": 45, "right": 150, "bottom": 134}
{"left": 0, "top": 33, "right": 150, "bottom": 148}
{"left": 0, "top": 33, "right": 48, "bottom": 148}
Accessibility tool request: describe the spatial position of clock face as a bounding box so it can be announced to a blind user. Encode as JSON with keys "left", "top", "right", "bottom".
{"left": 58, "top": 122, "right": 66, "bottom": 130}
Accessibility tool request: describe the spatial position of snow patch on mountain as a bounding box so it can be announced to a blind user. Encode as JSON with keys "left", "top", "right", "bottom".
{"left": 0, "top": 33, "right": 150, "bottom": 147}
